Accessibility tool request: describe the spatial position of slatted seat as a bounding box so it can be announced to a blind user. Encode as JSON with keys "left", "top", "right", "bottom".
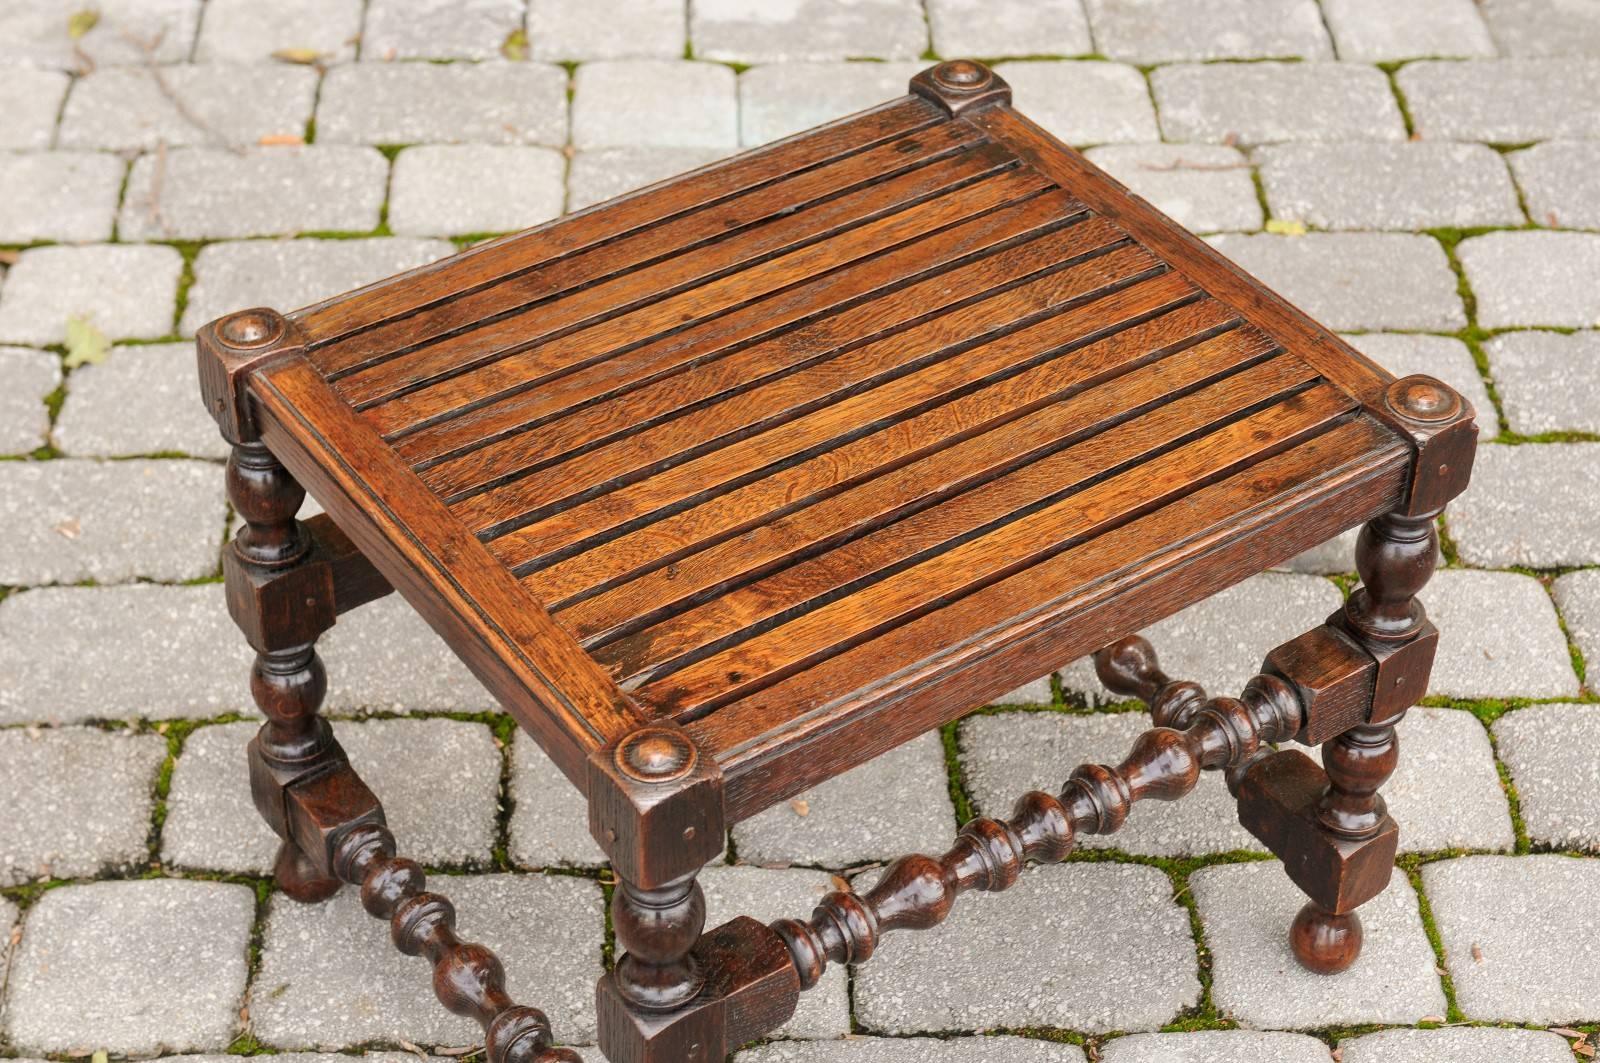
{"left": 198, "top": 61, "right": 1477, "bottom": 1063}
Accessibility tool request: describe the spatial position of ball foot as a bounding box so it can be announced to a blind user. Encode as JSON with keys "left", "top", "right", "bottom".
{"left": 274, "top": 840, "right": 342, "bottom": 903}
{"left": 1290, "top": 901, "right": 1362, "bottom": 974}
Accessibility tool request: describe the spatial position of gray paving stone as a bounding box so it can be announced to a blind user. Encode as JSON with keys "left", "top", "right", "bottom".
{"left": 0, "top": 585, "right": 251, "bottom": 725}
{"left": 1083, "top": 144, "right": 1261, "bottom": 234}
{"left": 567, "top": 147, "right": 739, "bottom": 211}
{"left": 739, "top": 62, "right": 922, "bottom": 146}
{"left": 739, "top": 1037, "right": 1086, "bottom": 1062}
{"left": 1154, "top": 63, "right": 1407, "bottom": 145}
{"left": 572, "top": 60, "right": 739, "bottom": 149}
{"left": 1192, "top": 862, "right": 1446, "bottom": 1028}
{"left": 0, "top": 727, "right": 167, "bottom": 885}
{"left": 1341, "top": 1026, "right": 1576, "bottom": 1063}
{"left": 317, "top": 63, "right": 568, "bottom": 146}
{"left": 731, "top": 731, "right": 955, "bottom": 868}
{"left": 1423, "top": 854, "right": 1600, "bottom": 1023}
{"left": 1256, "top": 142, "right": 1522, "bottom": 231}
{"left": 0, "top": 152, "right": 124, "bottom": 244}
{"left": 0, "top": 244, "right": 183, "bottom": 344}
{"left": 994, "top": 61, "right": 1158, "bottom": 146}
{"left": 0, "top": 68, "right": 69, "bottom": 150}
{"left": 995, "top": 673, "right": 1055, "bottom": 705}
{"left": 690, "top": 0, "right": 927, "bottom": 62}
{"left": 1494, "top": 704, "right": 1600, "bottom": 851}
{"left": 1422, "top": 568, "right": 1580, "bottom": 698}
{"left": 852, "top": 861, "right": 1199, "bottom": 1033}
{"left": 1399, "top": 59, "right": 1600, "bottom": 141}
{"left": 960, "top": 711, "right": 1267, "bottom": 856}
{"left": 181, "top": 237, "right": 455, "bottom": 336}
{"left": 0, "top": 347, "right": 59, "bottom": 455}
{"left": 1206, "top": 233, "right": 1463, "bottom": 331}
{"left": 1510, "top": 141, "right": 1600, "bottom": 229}
{"left": 1101, "top": 1031, "right": 1331, "bottom": 1063}
{"left": 320, "top": 594, "right": 502, "bottom": 713}
{"left": 4, "top": 879, "right": 254, "bottom": 1054}
{"left": 1486, "top": 330, "right": 1600, "bottom": 435}
{"left": 1344, "top": 333, "right": 1496, "bottom": 428}
{"left": 1085, "top": 0, "right": 1331, "bottom": 63}
{"left": 1554, "top": 567, "right": 1600, "bottom": 676}
{"left": 363, "top": 0, "right": 528, "bottom": 61}
{"left": 700, "top": 865, "right": 850, "bottom": 1039}
{"left": 0, "top": 894, "right": 15, "bottom": 986}
{"left": 390, "top": 145, "right": 566, "bottom": 237}
{"left": 1320, "top": 0, "right": 1495, "bottom": 60}
{"left": 1461, "top": 231, "right": 1600, "bottom": 329}
{"left": 0, "top": 0, "right": 199, "bottom": 70}
{"left": 1451, "top": 443, "right": 1600, "bottom": 568}
{"left": 529, "top": 0, "right": 685, "bottom": 60}
{"left": 119, "top": 147, "right": 389, "bottom": 241}
{"left": 927, "top": 0, "right": 1093, "bottom": 59}
{"left": 1479, "top": 0, "right": 1600, "bottom": 57}
{"left": 509, "top": 732, "right": 607, "bottom": 867}
{"left": 194, "top": 0, "right": 364, "bottom": 64}
{"left": 0, "top": 459, "right": 225, "bottom": 585}
{"left": 58, "top": 65, "right": 318, "bottom": 152}
{"left": 53, "top": 342, "right": 226, "bottom": 458}
{"left": 163, "top": 717, "right": 502, "bottom": 874}
{"left": 254, "top": 872, "right": 603, "bottom": 1047}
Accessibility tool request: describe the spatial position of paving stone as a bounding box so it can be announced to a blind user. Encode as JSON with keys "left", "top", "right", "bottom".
{"left": 0, "top": 727, "right": 167, "bottom": 885}
{"left": 509, "top": 731, "right": 607, "bottom": 868}
{"left": 1206, "top": 233, "right": 1463, "bottom": 331}
{"left": 690, "top": 0, "right": 927, "bottom": 62}
{"left": 738, "top": 62, "right": 922, "bottom": 146}
{"left": 363, "top": 0, "right": 528, "bottom": 61}
{"left": 994, "top": 673, "right": 1055, "bottom": 705}
{"left": 0, "top": 68, "right": 70, "bottom": 149}
{"left": 1554, "top": 567, "right": 1600, "bottom": 676}
{"left": 1320, "top": 0, "right": 1495, "bottom": 60}
{"left": 181, "top": 237, "right": 455, "bottom": 336}
{"left": 0, "top": 894, "right": 15, "bottom": 985}
{"left": 0, "top": 244, "right": 183, "bottom": 345}
{"left": 1083, "top": 144, "right": 1261, "bottom": 233}
{"left": 53, "top": 343, "right": 223, "bottom": 458}
{"left": 1423, "top": 854, "right": 1600, "bottom": 1023}
{"left": 1101, "top": 1031, "right": 1332, "bottom": 1063}
{"left": 1494, "top": 704, "right": 1600, "bottom": 851}
{"left": 529, "top": 0, "right": 685, "bottom": 60}
{"left": 1192, "top": 862, "right": 1446, "bottom": 1028}
{"left": 0, "top": 0, "right": 199, "bottom": 70}
{"left": 572, "top": 60, "right": 739, "bottom": 149}
{"left": 4, "top": 879, "right": 254, "bottom": 1054}
{"left": 321, "top": 594, "right": 503, "bottom": 713}
{"left": 1345, "top": 334, "right": 1495, "bottom": 427}
{"left": 119, "top": 147, "right": 389, "bottom": 241}
{"left": 390, "top": 145, "right": 565, "bottom": 238}
{"left": 0, "top": 585, "right": 251, "bottom": 725}
{"left": 0, "top": 347, "right": 59, "bottom": 455}
{"left": 58, "top": 65, "right": 318, "bottom": 152}
{"left": 700, "top": 866, "right": 850, "bottom": 1039}
{"left": 1461, "top": 231, "right": 1600, "bottom": 329}
{"left": 163, "top": 717, "right": 501, "bottom": 874}
{"left": 1510, "top": 141, "right": 1600, "bottom": 230}
{"left": 926, "top": 0, "right": 1092, "bottom": 59}
{"left": 1399, "top": 59, "right": 1600, "bottom": 141}
{"left": 194, "top": 0, "right": 364, "bottom": 64}
{"left": 993, "top": 61, "right": 1158, "bottom": 146}
{"left": 1451, "top": 443, "right": 1600, "bottom": 568}
{"left": 852, "top": 861, "right": 1198, "bottom": 1033}
{"left": 731, "top": 731, "right": 955, "bottom": 868}
{"left": 960, "top": 711, "right": 1266, "bottom": 856}
{"left": 1256, "top": 142, "right": 1522, "bottom": 231}
{"left": 1422, "top": 568, "right": 1580, "bottom": 698}
{"left": 0, "top": 152, "right": 123, "bottom": 244}
{"left": 1485, "top": 330, "right": 1600, "bottom": 435}
{"left": 567, "top": 147, "right": 738, "bottom": 211}
{"left": 739, "top": 1037, "right": 1086, "bottom": 1062}
{"left": 1479, "top": 0, "right": 1600, "bottom": 57}
{"left": 254, "top": 872, "right": 603, "bottom": 1047}
{"left": 0, "top": 459, "right": 225, "bottom": 585}
{"left": 1341, "top": 1026, "right": 1576, "bottom": 1063}
{"left": 1154, "top": 63, "right": 1406, "bottom": 145}
{"left": 1085, "top": 0, "right": 1331, "bottom": 62}
{"left": 317, "top": 63, "right": 568, "bottom": 146}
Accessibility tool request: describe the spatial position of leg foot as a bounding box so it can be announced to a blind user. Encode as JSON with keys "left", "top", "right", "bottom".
{"left": 273, "top": 839, "right": 341, "bottom": 903}
{"left": 1290, "top": 901, "right": 1362, "bottom": 974}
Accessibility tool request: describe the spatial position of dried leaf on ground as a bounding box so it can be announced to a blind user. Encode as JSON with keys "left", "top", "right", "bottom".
{"left": 271, "top": 47, "right": 324, "bottom": 65}
{"left": 789, "top": 798, "right": 810, "bottom": 817}
{"left": 63, "top": 315, "right": 111, "bottom": 369}
{"left": 502, "top": 28, "right": 528, "bottom": 60}
{"left": 1266, "top": 218, "right": 1309, "bottom": 236}
{"left": 67, "top": 9, "right": 101, "bottom": 39}
{"left": 259, "top": 133, "right": 305, "bottom": 147}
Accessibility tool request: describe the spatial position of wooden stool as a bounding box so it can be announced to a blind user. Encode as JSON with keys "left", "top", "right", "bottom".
{"left": 197, "top": 61, "right": 1477, "bottom": 1063}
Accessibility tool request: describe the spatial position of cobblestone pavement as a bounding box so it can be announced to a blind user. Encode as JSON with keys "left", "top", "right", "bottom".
{"left": 2, "top": 1, "right": 1598, "bottom": 1060}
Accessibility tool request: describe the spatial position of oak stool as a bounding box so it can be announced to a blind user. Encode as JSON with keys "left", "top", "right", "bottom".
{"left": 198, "top": 61, "right": 1477, "bottom": 1062}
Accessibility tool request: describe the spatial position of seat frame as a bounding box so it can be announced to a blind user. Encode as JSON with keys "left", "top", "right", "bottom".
{"left": 198, "top": 62, "right": 1478, "bottom": 1063}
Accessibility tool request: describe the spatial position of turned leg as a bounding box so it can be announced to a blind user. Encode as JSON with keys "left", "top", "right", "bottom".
{"left": 613, "top": 873, "right": 707, "bottom": 1012}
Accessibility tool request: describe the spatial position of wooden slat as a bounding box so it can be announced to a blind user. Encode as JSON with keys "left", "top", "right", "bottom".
{"left": 295, "top": 96, "right": 944, "bottom": 346}
{"left": 635, "top": 385, "right": 1356, "bottom": 718}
